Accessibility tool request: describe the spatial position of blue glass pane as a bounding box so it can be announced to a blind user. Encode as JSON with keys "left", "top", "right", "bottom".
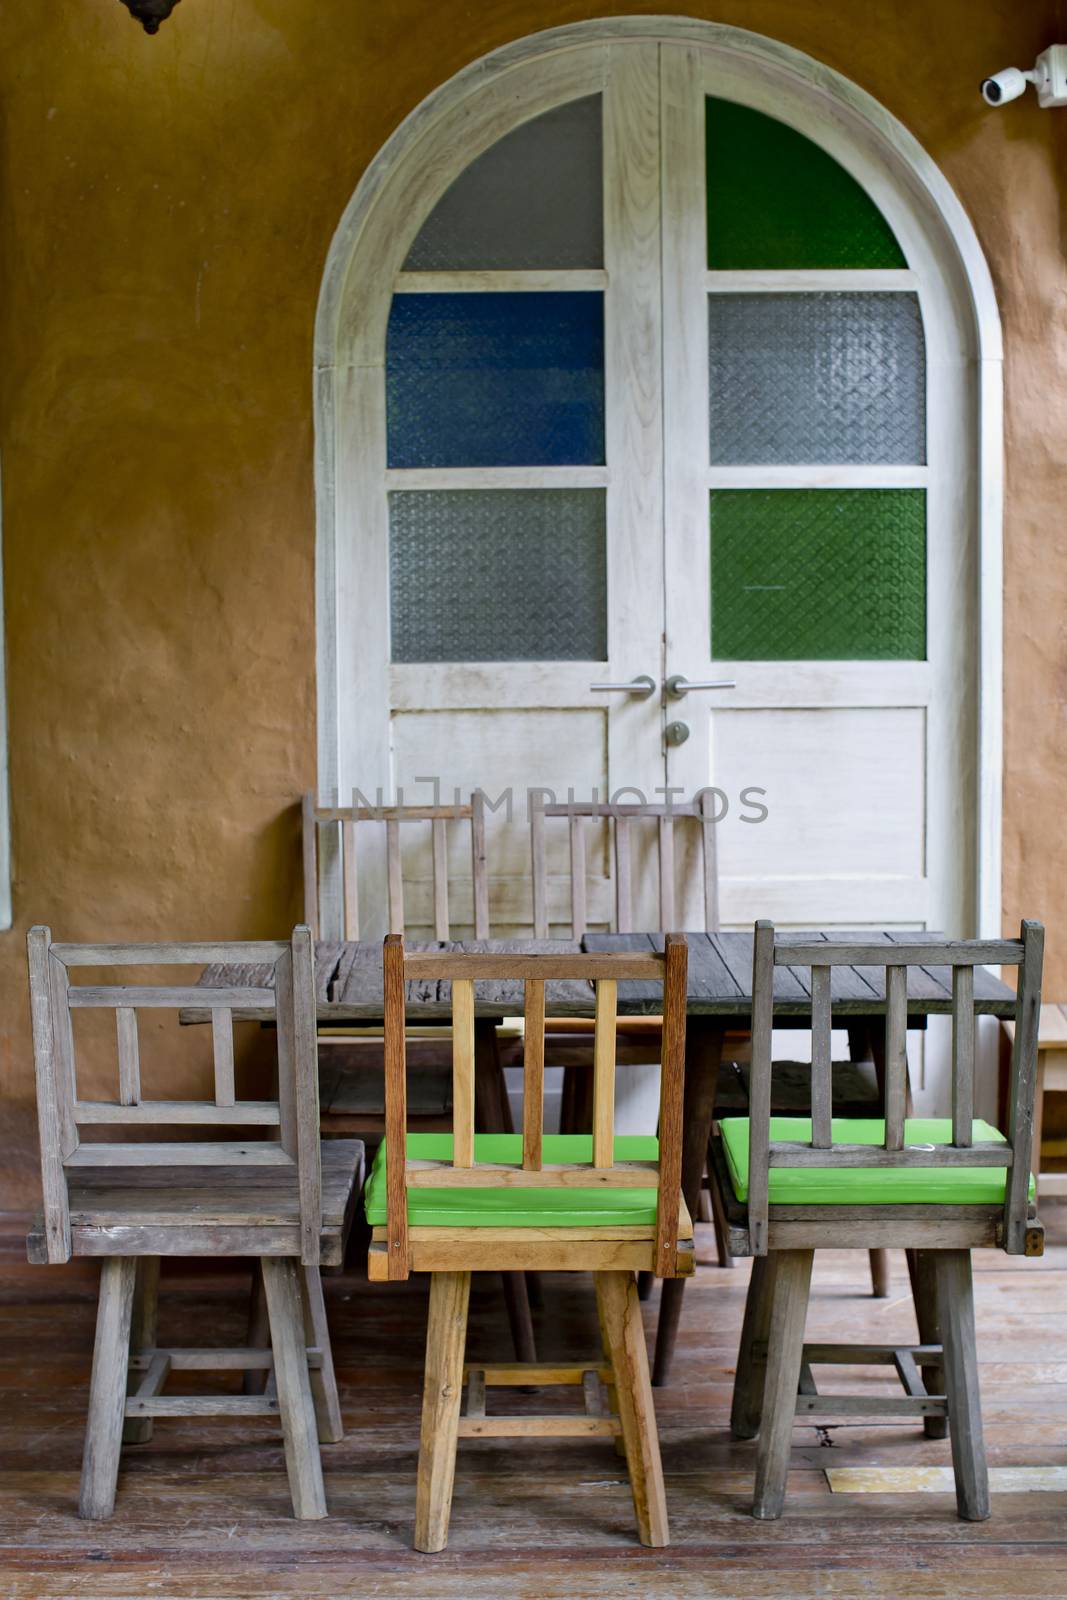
{"left": 386, "top": 292, "right": 605, "bottom": 468}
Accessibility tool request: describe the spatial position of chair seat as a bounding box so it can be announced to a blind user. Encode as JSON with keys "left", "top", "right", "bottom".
{"left": 26, "top": 1139, "right": 365, "bottom": 1264}
{"left": 720, "top": 1117, "right": 1028, "bottom": 1206}
{"left": 365, "top": 1133, "right": 666, "bottom": 1227}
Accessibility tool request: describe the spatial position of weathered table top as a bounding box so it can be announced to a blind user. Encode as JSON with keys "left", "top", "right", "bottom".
{"left": 196, "top": 931, "right": 1016, "bottom": 1024}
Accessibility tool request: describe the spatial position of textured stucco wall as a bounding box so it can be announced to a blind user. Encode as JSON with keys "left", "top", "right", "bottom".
{"left": 0, "top": 0, "right": 1064, "bottom": 1207}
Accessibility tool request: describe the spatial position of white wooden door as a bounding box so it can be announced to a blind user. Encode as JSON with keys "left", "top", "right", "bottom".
{"left": 659, "top": 45, "right": 968, "bottom": 945}
{"left": 346, "top": 39, "right": 973, "bottom": 952}
{"left": 359, "top": 46, "right": 669, "bottom": 936}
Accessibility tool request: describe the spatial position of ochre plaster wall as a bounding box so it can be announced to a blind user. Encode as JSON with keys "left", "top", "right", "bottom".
{"left": 0, "top": 1, "right": 1063, "bottom": 1207}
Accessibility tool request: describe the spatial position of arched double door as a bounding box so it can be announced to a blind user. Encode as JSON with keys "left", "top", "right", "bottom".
{"left": 321, "top": 30, "right": 992, "bottom": 952}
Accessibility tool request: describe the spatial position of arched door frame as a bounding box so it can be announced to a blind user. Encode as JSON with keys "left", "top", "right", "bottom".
{"left": 314, "top": 16, "right": 1003, "bottom": 936}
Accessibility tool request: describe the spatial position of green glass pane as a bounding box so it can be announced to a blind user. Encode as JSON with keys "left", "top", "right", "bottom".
{"left": 710, "top": 489, "right": 925, "bottom": 660}
{"left": 706, "top": 99, "right": 907, "bottom": 270}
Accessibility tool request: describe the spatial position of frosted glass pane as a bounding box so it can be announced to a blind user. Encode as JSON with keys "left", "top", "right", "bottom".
{"left": 709, "top": 294, "right": 925, "bottom": 464}
{"left": 386, "top": 292, "right": 605, "bottom": 468}
{"left": 706, "top": 98, "right": 906, "bottom": 270}
{"left": 390, "top": 489, "right": 606, "bottom": 662}
{"left": 710, "top": 489, "right": 926, "bottom": 660}
{"left": 404, "top": 96, "right": 603, "bottom": 270}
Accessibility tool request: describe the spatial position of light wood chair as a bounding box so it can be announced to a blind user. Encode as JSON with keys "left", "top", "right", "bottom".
{"left": 26, "top": 924, "right": 364, "bottom": 1522}
{"left": 712, "top": 919, "right": 1044, "bottom": 1522}
{"left": 364, "top": 934, "right": 693, "bottom": 1552}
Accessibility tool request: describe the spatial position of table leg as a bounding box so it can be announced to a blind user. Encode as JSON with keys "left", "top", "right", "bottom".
{"left": 473, "top": 1019, "right": 537, "bottom": 1364}
{"left": 651, "top": 1019, "right": 725, "bottom": 1387}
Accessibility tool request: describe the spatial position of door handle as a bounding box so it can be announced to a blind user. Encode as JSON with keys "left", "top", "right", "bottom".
{"left": 664, "top": 674, "right": 736, "bottom": 699}
{"left": 589, "top": 674, "right": 657, "bottom": 698}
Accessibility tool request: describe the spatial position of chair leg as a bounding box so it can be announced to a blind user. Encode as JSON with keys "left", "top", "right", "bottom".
{"left": 80, "top": 1257, "right": 137, "bottom": 1520}
{"left": 709, "top": 1165, "right": 735, "bottom": 1269}
{"left": 123, "top": 1256, "right": 160, "bottom": 1445}
{"left": 752, "top": 1249, "right": 813, "bottom": 1520}
{"left": 636, "top": 1270, "right": 654, "bottom": 1301}
{"left": 261, "top": 1258, "right": 327, "bottom": 1520}
{"left": 934, "top": 1249, "right": 989, "bottom": 1522}
{"left": 301, "top": 1265, "right": 344, "bottom": 1444}
{"left": 243, "top": 1258, "right": 270, "bottom": 1395}
{"left": 596, "top": 1271, "right": 668, "bottom": 1547}
{"left": 869, "top": 1248, "right": 891, "bottom": 1298}
{"left": 907, "top": 1248, "right": 949, "bottom": 1440}
{"left": 731, "top": 1253, "right": 778, "bottom": 1440}
{"left": 415, "top": 1271, "right": 471, "bottom": 1554}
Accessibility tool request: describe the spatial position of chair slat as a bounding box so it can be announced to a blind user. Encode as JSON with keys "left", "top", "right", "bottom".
{"left": 116, "top": 1007, "right": 141, "bottom": 1107}
{"left": 341, "top": 817, "right": 359, "bottom": 940}
{"left": 1004, "top": 920, "right": 1045, "bottom": 1254}
{"left": 747, "top": 921, "right": 775, "bottom": 1254}
{"left": 614, "top": 817, "right": 633, "bottom": 933}
{"left": 530, "top": 796, "right": 548, "bottom": 938}
{"left": 658, "top": 816, "right": 676, "bottom": 932}
{"left": 654, "top": 933, "right": 688, "bottom": 1277}
{"left": 699, "top": 789, "right": 720, "bottom": 934}
{"left": 28, "top": 929, "right": 72, "bottom": 1262}
{"left": 884, "top": 965, "right": 908, "bottom": 1151}
{"left": 569, "top": 812, "right": 587, "bottom": 941}
{"left": 383, "top": 932, "right": 409, "bottom": 1279}
{"left": 386, "top": 817, "right": 404, "bottom": 935}
{"left": 290, "top": 925, "right": 322, "bottom": 1266}
{"left": 522, "top": 978, "right": 545, "bottom": 1172}
{"left": 301, "top": 792, "right": 318, "bottom": 937}
{"left": 471, "top": 790, "right": 490, "bottom": 940}
{"left": 210, "top": 1007, "right": 235, "bottom": 1108}
{"left": 951, "top": 964, "right": 975, "bottom": 1147}
{"left": 810, "top": 966, "right": 832, "bottom": 1148}
{"left": 68, "top": 986, "right": 275, "bottom": 1010}
{"left": 452, "top": 978, "right": 475, "bottom": 1168}
{"left": 431, "top": 818, "right": 450, "bottom": 940}
{"left": 592, "top": 979, "right": 618, "bottom": 1168}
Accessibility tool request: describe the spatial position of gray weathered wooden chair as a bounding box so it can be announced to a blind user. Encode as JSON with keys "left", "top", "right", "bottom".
{"left": 363, "top": 933, "right": 692, "bottom": 1551}
{"left": 26, "top": 924, "right": 364, "bottom": 1521}
{"left": 303, "top": 790, "right": 538, "bottom": 1359}
{"left": 303, "top": 789, "right": 489, "bottom": 944}
{"left": 712, "top": 919, "right": 1043, "bottom": 1521}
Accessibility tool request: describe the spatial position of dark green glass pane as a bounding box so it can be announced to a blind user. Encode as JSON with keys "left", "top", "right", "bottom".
{"left": 710, "top": 489, "right": 925, "bottom": 660}
{"left": 706, "top": 99, "right": 906, "bottom": 270}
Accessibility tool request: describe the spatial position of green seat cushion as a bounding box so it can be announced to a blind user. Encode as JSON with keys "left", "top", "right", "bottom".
{"left": 364, "top": 1132, "right": 660, "bottom": 1227}
{"left": 720, "top": 1117, "right": 1032, "bottom": 1206}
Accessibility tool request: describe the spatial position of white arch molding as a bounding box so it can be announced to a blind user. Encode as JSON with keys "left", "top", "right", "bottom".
{"left": 313, "top": 16, "right": 1003, "bottom": 938}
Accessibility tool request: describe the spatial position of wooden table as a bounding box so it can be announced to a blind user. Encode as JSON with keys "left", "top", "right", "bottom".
{"left": 198, "top": 930, "right": 1017, "bottom": 1383}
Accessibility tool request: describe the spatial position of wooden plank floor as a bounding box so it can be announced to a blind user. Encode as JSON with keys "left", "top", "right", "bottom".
{"left": 2, "top": 1210, "right": 1067, "bottom": 1599}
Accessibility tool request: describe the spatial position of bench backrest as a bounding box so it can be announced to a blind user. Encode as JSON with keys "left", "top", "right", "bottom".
{"left": 28, "top": 926, "right": 321, "bottom": 1265}
{"left": 746, "top": 919, "right": 1044, "bottom": 1255}
{"left": 381, "top": 933, "right": 689, "bottom": 1279}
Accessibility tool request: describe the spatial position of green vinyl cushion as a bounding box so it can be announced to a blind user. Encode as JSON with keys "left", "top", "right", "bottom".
{"left": 364, "top": 1132, "right": 660, "bottom": 1227}
{"left": 720, "top": 1117, "right": 1033, "bottom": 1206}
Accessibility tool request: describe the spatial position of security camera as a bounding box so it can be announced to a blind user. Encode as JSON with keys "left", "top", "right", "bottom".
{"left": 980, "top": 67, "right": 1033, "bottom": 106}
{"left": 981, "top": 45, "right": 1067, "bottom": 107}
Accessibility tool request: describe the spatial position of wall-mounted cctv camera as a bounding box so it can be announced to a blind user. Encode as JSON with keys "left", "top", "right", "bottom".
{"left": 981, "top": 45, "right": 1067, "bottom": 107}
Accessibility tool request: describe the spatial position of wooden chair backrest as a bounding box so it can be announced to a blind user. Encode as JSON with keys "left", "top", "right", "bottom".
{"left": 529, "top": 795, "right": 719, "bottom": 939}
{"left": 27, "top": 925, "right": 321, "bottom": 1267}
{"left": 382, "top": 933, "right": 689, "bottom": 1281}
{"left": 303, "top": 791, "right": 489, "bottom": 941}
{"left": 746, "top": 919, "right": 1044, "bottom": 1256}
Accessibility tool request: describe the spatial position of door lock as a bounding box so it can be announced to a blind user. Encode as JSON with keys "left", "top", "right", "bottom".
{"left": 664, "top": 720, "right": 690, "bottom": 748}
